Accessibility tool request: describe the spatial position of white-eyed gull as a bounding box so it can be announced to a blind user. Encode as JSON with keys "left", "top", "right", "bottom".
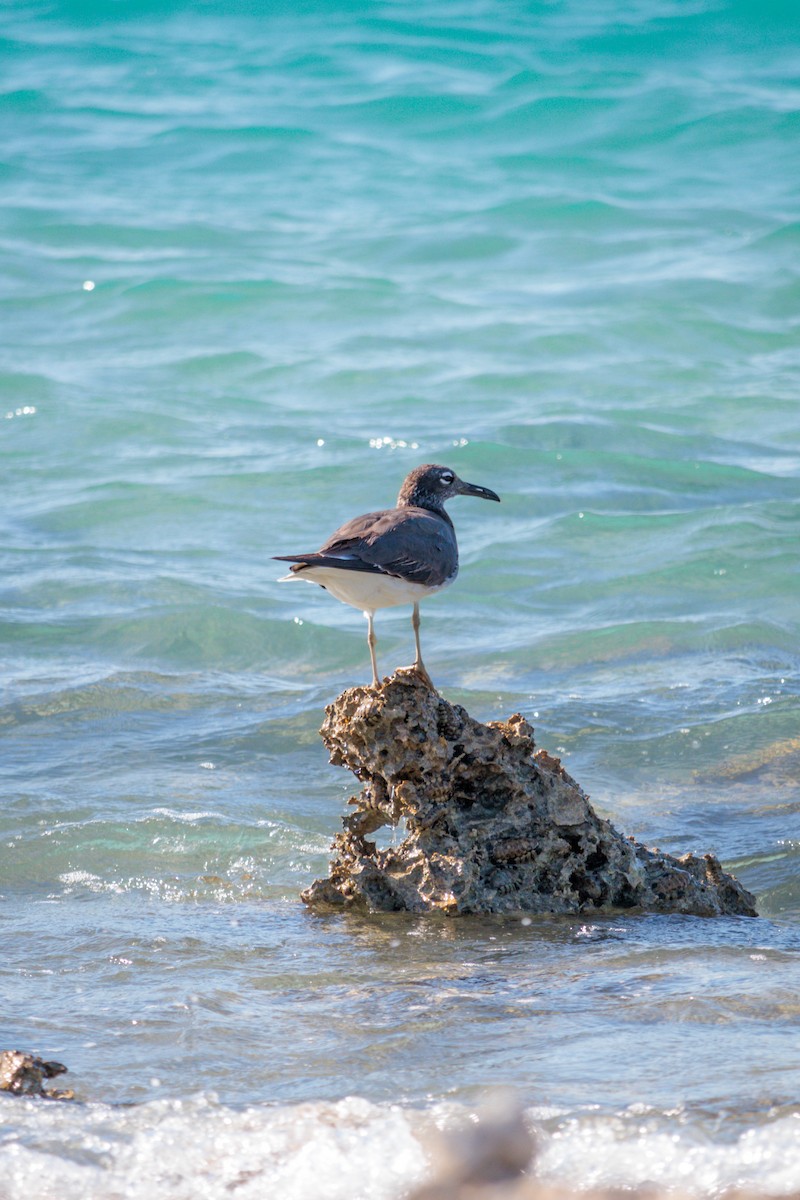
{"left": 274, "top": 463, "right": 500, "bottom": 686}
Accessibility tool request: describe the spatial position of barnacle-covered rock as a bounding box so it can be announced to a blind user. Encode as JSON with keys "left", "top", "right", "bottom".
{"left": 301, "top": 670, "right": 757, "bottom": 918}
{"left": 0, "top": 1051, "right": 74, "bottom": 1100}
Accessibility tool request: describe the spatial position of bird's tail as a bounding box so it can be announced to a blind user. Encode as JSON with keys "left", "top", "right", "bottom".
{"left": 274, "top": 555, "right": 311, "bottom": 582}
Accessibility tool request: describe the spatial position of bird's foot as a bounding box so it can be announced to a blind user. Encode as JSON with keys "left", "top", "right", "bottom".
{"left": 407, "top": 660, "right": 437, "bottom": 691}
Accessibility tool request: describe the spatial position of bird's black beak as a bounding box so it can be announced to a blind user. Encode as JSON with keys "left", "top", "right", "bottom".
{"left": 457, "top": 479, "right": 501, "bottom": 502}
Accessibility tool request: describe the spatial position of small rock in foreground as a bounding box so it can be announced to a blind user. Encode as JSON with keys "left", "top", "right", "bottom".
{"left": 0, "top": 1051, "right": 74, "bottom": 1100}
{"left": 302, "top": 671, "right": 757, "bottom": 918}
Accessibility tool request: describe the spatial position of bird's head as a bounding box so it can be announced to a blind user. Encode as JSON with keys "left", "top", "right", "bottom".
{"left": 397, "top": 464, "right": 501, "bottom": 510}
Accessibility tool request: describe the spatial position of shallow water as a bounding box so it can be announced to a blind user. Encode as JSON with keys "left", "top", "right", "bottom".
{"left": 2, "top": 0, "right": 799, "bottom": 1195}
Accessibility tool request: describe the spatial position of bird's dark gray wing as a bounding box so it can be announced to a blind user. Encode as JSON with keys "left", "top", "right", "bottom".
{"left": 323, "top": 507, "right": 458, "bottom": 587}
{"left": 275, "top": 507, "right": 458, "bottom": 588}
{"left": 274, "top": 509, "right": 391, "bottom": 574}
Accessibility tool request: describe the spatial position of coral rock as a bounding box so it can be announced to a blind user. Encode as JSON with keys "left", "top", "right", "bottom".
{"left": 301, "top": 671, "right": 757, "bottom": 918}
{"left": 0, "top": 1051, "right": 73, "bottom": 1100}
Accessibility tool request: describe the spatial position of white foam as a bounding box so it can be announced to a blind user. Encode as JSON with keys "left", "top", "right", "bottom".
{"left": 4, "top": 1094, "right": 800, "bottom": 1200}
{"left": 0, "top": 1095, "right": 428, "bottom": 1200}
{"left": 533, "top": 1106, "right": 800, "bottom": 1196}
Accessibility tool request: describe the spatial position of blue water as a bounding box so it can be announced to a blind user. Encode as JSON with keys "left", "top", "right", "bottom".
{"left": 2, "top": 1, "right": 799, "bottom": 1196}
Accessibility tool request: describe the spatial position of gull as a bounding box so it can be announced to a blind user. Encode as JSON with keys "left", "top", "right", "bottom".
{"left": 274, "top": 463, "right": 500, "bottom": 686}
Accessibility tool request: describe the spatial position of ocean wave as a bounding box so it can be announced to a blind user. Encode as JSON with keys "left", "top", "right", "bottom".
{"left": 2, "top": 1092, "right": 800, "bottom": 1200}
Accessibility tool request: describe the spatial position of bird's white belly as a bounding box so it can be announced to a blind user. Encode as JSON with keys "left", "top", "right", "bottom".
{"left": 281, "top": 565, "right": 450, "bottom": 612}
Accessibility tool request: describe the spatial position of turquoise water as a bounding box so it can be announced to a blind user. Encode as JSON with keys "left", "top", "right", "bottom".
{"left": 2, "top": 1, "right": 800, "bottom": 1196}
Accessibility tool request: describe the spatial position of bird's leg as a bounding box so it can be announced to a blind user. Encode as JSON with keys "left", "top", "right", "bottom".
{"left": 410, "top": 602, "right": 435, "bottom": 689}
{"left": 365, "top": 610, "right": 380, "bottom": 687}
{"left": 411, "top": 602, "right": 423, "bottom": 666}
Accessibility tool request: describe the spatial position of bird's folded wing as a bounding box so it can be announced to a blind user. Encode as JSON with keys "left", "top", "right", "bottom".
{"left": 318, "top": 508, "right": 457, "bottom": 588}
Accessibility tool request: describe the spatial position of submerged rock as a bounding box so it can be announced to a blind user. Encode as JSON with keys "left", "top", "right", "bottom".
{"left": 412, "top": 1091, "right": 535, "bottom": 1200}
{"left": 301, "top": 671, "right": 757, "bottom": 918}
{"left": 0, "top": 1051, "right": 74, "bottom": 1100}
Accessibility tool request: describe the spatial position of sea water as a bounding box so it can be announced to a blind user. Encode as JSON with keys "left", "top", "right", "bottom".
{"left": 1, "top": 1, "right": 799, "bottom": 1196}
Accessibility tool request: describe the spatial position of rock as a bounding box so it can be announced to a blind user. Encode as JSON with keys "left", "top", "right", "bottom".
{"left": 301, "top": 670, "right": 757, "bottom": 918}
{"left": 412, "top": 1091, "right": 535, "bottom": 1200}
{"left": 0, "top": 1051, "right": 74, "bottom": 1100}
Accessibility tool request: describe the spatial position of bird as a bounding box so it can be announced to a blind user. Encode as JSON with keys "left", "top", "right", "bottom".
{"left": 274, "top": 463, "right": 500, "bottom": 687}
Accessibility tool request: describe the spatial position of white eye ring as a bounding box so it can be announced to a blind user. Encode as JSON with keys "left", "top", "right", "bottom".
{"left": 440, "top": 471, "right": 454, "bottom": 486}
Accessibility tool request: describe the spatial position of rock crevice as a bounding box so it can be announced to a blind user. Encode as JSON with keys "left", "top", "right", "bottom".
{"left": 301, "top": 671, "right": 757, "bottom": 918}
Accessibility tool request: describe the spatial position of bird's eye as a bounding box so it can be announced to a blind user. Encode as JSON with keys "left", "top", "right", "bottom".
{"left": 440, "top": 471, "right": 454, "bottom": 486}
